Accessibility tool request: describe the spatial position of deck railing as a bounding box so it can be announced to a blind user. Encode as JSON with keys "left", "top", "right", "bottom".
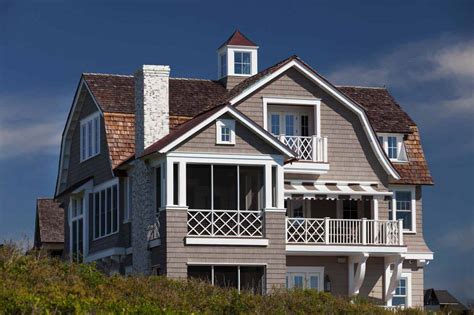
{"left": 187, "top": 209, "right": 263, "bottom": 238}
{"left": 286, "top": 218, "right": 403, "bottom": 246}
{"left": 146, "top": 214, "right": 160, "bottom": 241}
{"left": 279, "top": 135, "right": 328, "bottom": 162}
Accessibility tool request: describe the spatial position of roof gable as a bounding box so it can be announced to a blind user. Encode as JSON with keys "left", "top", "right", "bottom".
{"left": 141, "top": 105, "right": 296, "bottom": 158}
{"left": 34, "top": 198, "right": 64, "bottom": 245}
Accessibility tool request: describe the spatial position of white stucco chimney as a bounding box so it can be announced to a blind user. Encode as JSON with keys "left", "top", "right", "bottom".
{"left": 134, "top": 65, "right": 170, "bottom": 155}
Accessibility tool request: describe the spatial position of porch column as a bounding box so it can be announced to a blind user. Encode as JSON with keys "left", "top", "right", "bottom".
{"left": 277, "top": 164, "right": 285, "bottom": 209}
{"left": 264, "top": 163, "right": 272, "bottom": 209}
{"left": 178, "top": 161, "right": 186, "bottom": 207}
{"left": 348, "top": 253, "right": 369, "bottom": 296}
{"left": 166, "top": 158, "right": 174, "bottom": 206}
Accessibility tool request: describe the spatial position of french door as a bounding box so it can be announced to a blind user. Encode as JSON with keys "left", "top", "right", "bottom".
{"left": 70, "top": 196, "right": 84, "bottom": 262}
{"left": 268, "top": 112, "right": 309, "bottom": 137}
{"left": 286, "top": 267, "right": 324, "bottom": 290}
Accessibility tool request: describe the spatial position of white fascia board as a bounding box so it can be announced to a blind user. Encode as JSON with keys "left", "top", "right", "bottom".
{"left": 286, "top": 245, "right": 407, "bottom": 255}
{"left": 166, "top": 152, "right": 284, "bottom": 165}
{"left": 55, "top": 79, "right": 105, "bottom": 196}
{"left": 284, "top": 162, "right": 330, "bottom": 174}
{"left": 404, "top": 252, "right": 434, "bottom": 260}
{"left": 185, "top": 237, "right": 269, "bottom": 246}
{"left": 158, "top": 105, "right": 296, "bottom": 158}
{"left": 84, "top": 247, "right": 125, "bottom": 263}
{"left": 229, "top": 60, "right": 400, "bottom": 180}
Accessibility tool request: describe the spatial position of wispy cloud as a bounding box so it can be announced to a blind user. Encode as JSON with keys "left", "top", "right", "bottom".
{"left": 0, "top": 93, "right": 69, "bottom": 159}
{"left": 327, "top": 35, "right": 474, "bottom": 119}
{"left": 435, "top": 223, "right": 474, "bottom": 253}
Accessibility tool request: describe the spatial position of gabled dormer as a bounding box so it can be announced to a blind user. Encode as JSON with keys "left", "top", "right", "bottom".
{"left": 217, "top": 30, "right": 258, "bottom": 89}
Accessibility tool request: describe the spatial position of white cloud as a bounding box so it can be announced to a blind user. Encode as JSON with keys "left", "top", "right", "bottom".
{"left": 0, "top": 93, "right": 69, "bottom": 159}
{"left": 327, "top": 36, "right": 474, "bottom": 118}
{"left": 435, "top": 223, "right": 474, "bottom": 253}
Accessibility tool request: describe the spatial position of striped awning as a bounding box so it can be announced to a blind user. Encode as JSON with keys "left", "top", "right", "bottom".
{"left": 284, "top": 181, "right": 392, "bottom": 200}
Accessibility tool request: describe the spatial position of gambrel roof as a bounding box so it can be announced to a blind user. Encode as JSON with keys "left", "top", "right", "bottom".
{"left": 62, "top": 55, "right": 433, "bottom": 187}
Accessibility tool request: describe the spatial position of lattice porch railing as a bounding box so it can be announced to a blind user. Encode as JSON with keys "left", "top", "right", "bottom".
{"left": 187, "top": 209, "right": 263, "bottom": 237}
{"left": 280, "top": 135, "right": 328, "bottom": 162}
{"left": 286, "top": 218, "right": 403, "bottom": 246}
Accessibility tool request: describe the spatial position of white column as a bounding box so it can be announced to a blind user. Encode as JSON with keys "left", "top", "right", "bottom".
{"left": 384, "top": 255, "right": 404, "bottom": 303}
{"left": 264, "top": 163, "right": 272, "bottom": 209}
{"left": 349, "top": 253, "right": 369, "bottom": 296}
{"left": 178, "top": 161, "right": 186, "bottom": 207}
{"left": 372, "top": 198, "right": 379, "bottom": 220}
{"left": 166, "top": 158, "right": 174, "bottom": 206}
{"left": 277, "top": 164, "right": 285, "bottom": 209}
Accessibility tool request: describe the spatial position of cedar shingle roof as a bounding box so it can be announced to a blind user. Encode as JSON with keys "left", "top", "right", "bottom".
{"left": 218, "top": 30, "right": 258, "bottom": 49}
{"left": 34, "top": 198, "right": 64, "bottom": 245}
{"left": 81, "top": 56, "right": 432, "bottom": 185}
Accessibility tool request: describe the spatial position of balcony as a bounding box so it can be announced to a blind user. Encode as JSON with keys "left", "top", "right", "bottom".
{"left": 286, "top": 218, "right": 404, "bottom": 254}
{"left": 279, "top": 135, "right": 329, "bottom": 174}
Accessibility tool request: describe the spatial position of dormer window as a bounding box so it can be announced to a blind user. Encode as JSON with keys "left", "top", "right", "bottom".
{"left": 80, "top": 112, "right": 100, "bottom": 161}
{"left": 216, "top": 119, "right": 235, "bottom": 145}
{"left": 378, "top": 133, "right": 407, "bottom": 162}
{"left": 234, "top": 51, "right": 251, "bottom": 75}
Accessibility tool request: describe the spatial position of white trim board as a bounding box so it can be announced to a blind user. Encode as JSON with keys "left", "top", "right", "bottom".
{"left": 84, "top": 247, "right": 125, "bottom": 263}
{"left": 185, "top": 237, "right": 269, "bottom": 246}
{"left": 286, "top": 245, "right": 407, "bottom": 255}
{"left": 157, "top": 105, "right": 296, "bottom": 158}
{"left": 228, "top": 59, "right": 400, "bottom": 180}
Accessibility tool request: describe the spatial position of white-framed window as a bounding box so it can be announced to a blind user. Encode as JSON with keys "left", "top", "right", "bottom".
{"left": 377, "top": 133, "right": 408, "bottom": 162}
{"left": 80, "top": 112, "right": 100, "bottom": 161}
{"left": 388, "top": 273, "right": 412, "bottom": 307}
{"left": 234, "top": 51, "right": 251, "bottom": 75}
{"left": 220, "top": 53, "right": 227, "bottom": 78}
{"left": 70, "top": 195, "right": 84, "bottom": 262}
{"left": 389, "top": 186, "right": 416, "bottom": 233}
{"left": 93, "top": 181, "right": 119, "bottom": 239}
{"left": 124, "top": 177, "right": 132, "bottom": 222}
{"left": 286, "top": 266, "right": 324, "bottom": 291}
{"left": 216, "top": 119, "right": 236, "bottom": 145}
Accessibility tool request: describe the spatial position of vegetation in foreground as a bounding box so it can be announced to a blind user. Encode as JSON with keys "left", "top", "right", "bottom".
{"left": 0, "top": 244, "right": 427, "bottom": 314}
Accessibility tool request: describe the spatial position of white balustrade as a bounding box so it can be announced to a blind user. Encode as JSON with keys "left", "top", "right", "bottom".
{"left": 146, "top": 214, "right": 160, "bottom": 241}
{"left": 286, "top": 218, "right": 402, "bottom": 246}
{"left": 187, "top": 209, "right": 263, "bottom": 238}
{"left": 279, "top": 135, "right": 328, "bottom": 162}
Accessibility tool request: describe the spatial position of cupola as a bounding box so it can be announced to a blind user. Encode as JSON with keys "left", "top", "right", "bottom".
{"left": 217, "top": 30, "right": 258, "bottom": 89}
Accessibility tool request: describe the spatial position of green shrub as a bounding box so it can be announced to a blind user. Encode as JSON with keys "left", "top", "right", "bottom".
{"left": 0, "top": 244, "right": 425, "bottom": 314}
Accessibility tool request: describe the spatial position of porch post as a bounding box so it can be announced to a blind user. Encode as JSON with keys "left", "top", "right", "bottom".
{"left": 276, "top": 164, "right": 285, "bottom": 209}
{"left": 178, "top": 161, "right": 186, "bottom": 207}
{"left": 166, "top": 158, "right": 174, "bottom": 206}
{"left": 264, "top": 163, "right": 272, "bottom": 209}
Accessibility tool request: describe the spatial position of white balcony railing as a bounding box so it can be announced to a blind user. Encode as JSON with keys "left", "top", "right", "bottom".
{"left": 147, "top": 214, "right": 160, "bottom": 241}
{"left": 279, "top": 135, "right": 328, "bottom": 162}
{"left": 187, "top": 209, "right": 263, "bottom": 238}
{"left": 286, "top": 218, "right": 403, "bottom": 246}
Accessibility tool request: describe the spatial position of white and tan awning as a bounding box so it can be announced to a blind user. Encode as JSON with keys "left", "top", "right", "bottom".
{"left": 284, "top": 181, "right": 392, "bottom": 200}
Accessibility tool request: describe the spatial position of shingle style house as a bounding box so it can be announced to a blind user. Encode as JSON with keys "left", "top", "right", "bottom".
{"left": 52, "top": 31, "right": 434, "bottom": 307}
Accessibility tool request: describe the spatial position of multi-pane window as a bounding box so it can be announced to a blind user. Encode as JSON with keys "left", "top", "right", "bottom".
{"left": 220, "top": 53, "right": 227, "bottom": 77}
{"left": 234, "top": 51, "right": 251, "bottom": 75}
{"left": 388, "top": 136, "right": 398, "bottom": 159}
{"left": 343, "top": 200, "right": 358, "bottom": 219}
{"left": 93, "top": 183, "right": 119, "bottom": 239}
{"left": 270, "top": 114, "right": 280, "bottom": 135}
{"left": 286, "top": 267, "right": 323, "bottom": 290}
{"left": 80, "top": 113, "right": 100, "bottom": 161}
{"left": 395, "top": 191, "right": 412, "bottom": 230}
{"left": 216, "top": 119, "right": 235, "bottom": 144}
{"left": 70, "top": 196, "right": 84, "bottom": 262}
{"left": 392, "top": 278, "right": 408, "bottom": 306}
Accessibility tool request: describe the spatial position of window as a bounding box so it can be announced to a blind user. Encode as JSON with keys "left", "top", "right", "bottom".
{"left": 285, "top": 115, "right": 295, "bottom": 136}
{"left": 270, "top": 114, "right": 280, "bottom": 135}
{"left": 286, "top": 267, "right": 324, "bottom": 291}
{"left": 389, "top": 188, "right": 416, "bottom": 232}
{"left": 378, "top": 134, "right": 408, "bottom": 162}
{"left": 388, "top": 273, "right": 412, "bottom": 307}
{"left": 80, "top": 113, "right": 100, "bottom": 161}
{"left": 234, "top": 51, "right": 251, "bottom": 75}
{"left": 70, "top": 196, "right": 84, "bottom": 262}
{"left": 220, "top": 53, "right": 227, "bottom": 78}
{"left": 187, "top": 265, "right": 265, "bottom": 294}
{"left": 93, "top": 182, "right": 119, "bottom": 239}
{"left": 216, "top": 119, "right": 235, "bottom": 144}
{"left": 124, "top": 177, "right": 132, "bottom": 222}
{"left": 186, "top": 164, "right": 263, "bottom": 211}
{"left": 343, "top": 200, "right": 358, "bottom": 219}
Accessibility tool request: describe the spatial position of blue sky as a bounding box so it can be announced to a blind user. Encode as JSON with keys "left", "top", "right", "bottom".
{"left": 1, "top": 0, "right": 473, "bottom": 304}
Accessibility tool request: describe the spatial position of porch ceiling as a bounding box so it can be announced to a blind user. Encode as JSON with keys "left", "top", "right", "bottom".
{"left": 284, "top": 181, "right": 392, "bottom": 200}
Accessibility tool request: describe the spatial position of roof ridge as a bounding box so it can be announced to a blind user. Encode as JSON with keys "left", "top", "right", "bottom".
{"left": 83, "top": 72, "right": 133, "bottom": 78}
{"left": 170, "top": 77, "right": 215, "bottom": 81}
{"left": 337, "top": 85, "right": 386, "bottom": 89}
